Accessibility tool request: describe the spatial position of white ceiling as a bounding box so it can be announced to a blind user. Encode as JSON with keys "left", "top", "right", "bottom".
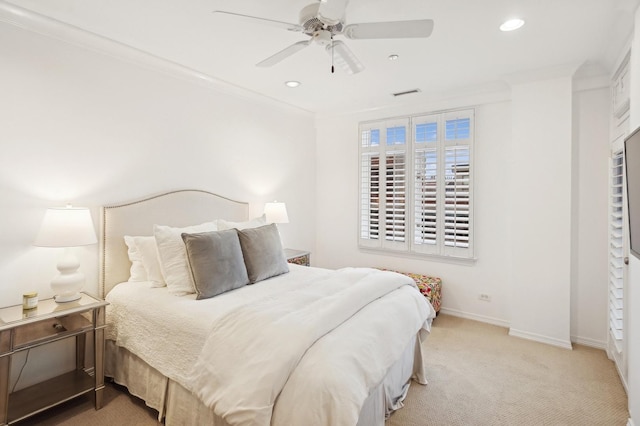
{"left": 5, "top": 0, "right": 640, "bottom": 113}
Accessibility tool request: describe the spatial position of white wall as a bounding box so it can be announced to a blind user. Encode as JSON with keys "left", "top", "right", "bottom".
{"left": 316, "top": 95, "right": 514, "bottom": 327}
{"left": 315, "top": 80, "right": 611, "bottom": 347}
{"left": 508, "top": 76, "right": 573, "bottom": 348}
{"left": 571, "top": 87, "right": 611, "bottom": 348}
{"left": 0, "top": 20, "right": 316, "bottom": 387}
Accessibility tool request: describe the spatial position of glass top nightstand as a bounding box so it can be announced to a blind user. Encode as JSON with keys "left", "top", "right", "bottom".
{"left": 284, "top": 249, "right": 311, "bottom": 266}
{"left": 0, "top": 292, "right": 108, "bottom": 425}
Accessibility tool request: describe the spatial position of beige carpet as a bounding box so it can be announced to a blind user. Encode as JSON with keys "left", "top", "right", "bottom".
{"left": 16, "top": 314, "right": 628, "bottom": 425}
{"left": 387, "top": 315, "right": 628, "bottom": 426}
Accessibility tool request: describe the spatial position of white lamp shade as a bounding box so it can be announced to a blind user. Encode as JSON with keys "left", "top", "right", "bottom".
{"left": 264, "top": 202, "right": 289, "bottom": 224}
{"left": 34, "top": 207, "right": 97, "bottom": 247}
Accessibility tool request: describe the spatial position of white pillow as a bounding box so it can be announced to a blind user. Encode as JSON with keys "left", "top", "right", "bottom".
{"left": 124, "top": 236, "right": 165, "bottom": 287}
{"left": 136, "top": 236, "right": 166, "bottom": 287}
{"left": 124, "top": 236, "right": 147, "bottom": 282}
{"left": 154, "top": 221, "right": 218, "bottom": 295}
{"left": 217, "top": 214, "right": 266, "bottom": 231}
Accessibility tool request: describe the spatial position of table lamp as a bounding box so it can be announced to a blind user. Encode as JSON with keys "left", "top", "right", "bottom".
{"left": 34, "top": 205, "right": 97, "bottom": 302}
{"left": 264, "top": 202, "right": 289, "bottom": 224}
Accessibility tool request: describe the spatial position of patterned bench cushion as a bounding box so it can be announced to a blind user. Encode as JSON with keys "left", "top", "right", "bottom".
{"left": 378, "top": 269, "right": 442, "bottom": 313}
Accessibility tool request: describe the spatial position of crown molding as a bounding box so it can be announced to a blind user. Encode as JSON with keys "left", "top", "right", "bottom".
{"left": 0, "top": 1, "right": 312, "bottom": 116}
{"left": 503, "top": 62, "right": 583, "bottom": 86}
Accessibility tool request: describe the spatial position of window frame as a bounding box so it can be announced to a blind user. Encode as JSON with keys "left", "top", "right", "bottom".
{"left": 358, "top": 108, "right": 475, "bottom": 260}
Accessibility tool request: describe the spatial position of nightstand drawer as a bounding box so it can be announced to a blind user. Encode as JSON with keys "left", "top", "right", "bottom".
{"left": 13, "top": 314, "right": 92, "bottom": 350}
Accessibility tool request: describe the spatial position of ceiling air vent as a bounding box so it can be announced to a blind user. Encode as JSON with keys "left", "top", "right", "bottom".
{"left": 392, "top": 89, "right": 421, "bottom": 97}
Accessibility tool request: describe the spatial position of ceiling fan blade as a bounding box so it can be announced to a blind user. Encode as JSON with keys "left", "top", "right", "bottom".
{"left": 317, "top": 0, "right": 350, "bottom": 26}
{"left": 213, "top": 10, "right": 303, "bottom": 32}
{"left": 257, "top": 40, "right": 311, "bottom": 67}
{"left": 344, "top": 19, "right": 434, "bottom": 39}
{"left": 326, "top": 40, "right": 364, "bottom": 74}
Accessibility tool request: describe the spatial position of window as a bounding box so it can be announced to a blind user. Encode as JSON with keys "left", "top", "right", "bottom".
{"left": 359, "top": 109, "right": 474, "bottom": 259}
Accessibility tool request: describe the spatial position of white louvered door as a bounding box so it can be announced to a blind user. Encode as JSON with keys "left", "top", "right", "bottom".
{"left": 609, "top": 149, "right": 626, "bottom": 359}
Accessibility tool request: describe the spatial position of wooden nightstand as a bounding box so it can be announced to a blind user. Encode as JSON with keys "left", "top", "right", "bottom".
{"left": 284, "top": 249, "right": 311, "bottom": 266}
{"left": 0, "top": 293, "right": 108, "bottom": 425}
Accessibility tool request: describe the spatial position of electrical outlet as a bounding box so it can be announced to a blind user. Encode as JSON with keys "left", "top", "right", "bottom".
{"left": 479, "top": 293, "right": 491, "bottom": 302}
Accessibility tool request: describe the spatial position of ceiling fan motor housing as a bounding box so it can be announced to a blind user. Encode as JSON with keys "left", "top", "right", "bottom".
{"left": 300, "top": 3, "right": 343, "bottom": 35}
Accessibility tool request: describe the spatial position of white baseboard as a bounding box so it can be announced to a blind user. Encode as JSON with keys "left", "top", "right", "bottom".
{"left": 571, "top": 335, "right": 607, "bottom": 350}
{"left": 628, "top": 418, "right": 635, "bottom": 426}
{"left": 438, "top": 309, "right": 605, "bottom": 351}
{"left": 509, "top": 328, "right": 573, "bottom": 350}
{"left": 615, "top": 360, "right": 629, "bottom": 393}
{"left": 438, "top": 307, "right": 510, "bottom": 328}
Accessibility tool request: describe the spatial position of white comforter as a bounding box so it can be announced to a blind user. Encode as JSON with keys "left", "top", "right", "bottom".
{"left": 106, "top": 265, "right": 435, "bottom": 426}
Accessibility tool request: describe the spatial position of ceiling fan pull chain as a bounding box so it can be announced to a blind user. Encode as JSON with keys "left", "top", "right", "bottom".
{"left": 331, "top": 34, "right": 335, "bottom": 73}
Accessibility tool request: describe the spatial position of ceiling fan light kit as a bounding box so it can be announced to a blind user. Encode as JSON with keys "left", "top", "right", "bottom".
{"left": 214, "top": 0, "right": 434, "bottom": 74}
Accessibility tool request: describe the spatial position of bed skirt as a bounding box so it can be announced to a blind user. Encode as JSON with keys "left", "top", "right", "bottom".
{"left": 105, "top": 332, "right": 427, "bottom": 425}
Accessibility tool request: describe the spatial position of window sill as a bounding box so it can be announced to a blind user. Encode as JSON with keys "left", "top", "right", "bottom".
{"left": 358, "top": 246, "right": 477, "bottom": 265}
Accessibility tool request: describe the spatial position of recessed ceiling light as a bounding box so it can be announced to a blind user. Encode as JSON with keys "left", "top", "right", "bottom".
{"left": 500, "top": 18, "right": 525, "bottom": 32}
{"left": 388, "top": 54, "right": 399, "bottom": 61}
{"left": 285, "top": 81, "right": 300, "bottom": 88}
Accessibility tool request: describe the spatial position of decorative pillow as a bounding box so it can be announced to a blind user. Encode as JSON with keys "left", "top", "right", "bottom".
{"left": 182, "top": 229, "right": 249, "bottom": 300}
{"left": 124, "top": 235, "right": 165, "bottom": 287}
{"left": 237, "top": 223, "right": 289, "bottom": 283}
{"left": 217, "top": 214, "right": 266, "bottom": 231}
{"left": 124, "top": 236, "right": 147, "bottom": 282}
{"left": 154, "top": 221, "right": 217, "bottom": 295}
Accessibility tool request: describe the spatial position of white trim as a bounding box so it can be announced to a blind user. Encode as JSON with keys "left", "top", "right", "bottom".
{"left": 628, "top": 418, "right": 635, "bottom": 426}
{"left": 440, "top": 309, "right": 592, "bottom": 351}
{"left": 0, "top": 1, "right": 312, "bottom": 116}
{"left": 614, "top": 353, "right": 630, "bottom": 393}
{"left": 508, "top": 328, "right": 573, "bottom": 350}
{"left": 503, "top": 62, "right": 581, "bottom": 86}
{"left": 316, "top": 83, "right": 511, "bottom": 120}
{"left": 570, "top": 335, "right": 607, "bottom": 350}
{"left": 438, "top": 307, "right": 510, "bottom": 329}
{"left": 573, "top": 74, "right": 611, "bottom": 92}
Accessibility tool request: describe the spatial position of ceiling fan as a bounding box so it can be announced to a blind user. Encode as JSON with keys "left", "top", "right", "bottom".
{"left": 213, "top": 0, "right": 434, "bottom": 74}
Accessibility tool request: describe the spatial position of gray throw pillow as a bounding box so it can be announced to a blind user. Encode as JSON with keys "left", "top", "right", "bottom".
{"left": 237, "top": 223, "right": 289, "bottom": 283}
{"left": 181, "top": 229, "right": 249, "bottom": 299}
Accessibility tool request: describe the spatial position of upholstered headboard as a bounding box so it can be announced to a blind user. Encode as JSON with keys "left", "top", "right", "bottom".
{"left": 99, "top": 190, "right": 249, "bottom": 298}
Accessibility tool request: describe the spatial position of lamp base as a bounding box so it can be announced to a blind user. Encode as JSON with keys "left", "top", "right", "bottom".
{"left": 51, "top": 248, "right": 85, "bottom": 304}
{"left": 54, "top": 292, "right": 82, "bottom": 303}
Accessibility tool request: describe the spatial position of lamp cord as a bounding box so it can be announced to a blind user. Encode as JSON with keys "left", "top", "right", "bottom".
{"left": 11, "top": 348, "right": 30, "bottom": 392}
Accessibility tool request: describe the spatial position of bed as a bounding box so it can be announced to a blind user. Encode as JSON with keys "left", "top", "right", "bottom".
{"left": 99, "top": 189, "right": 436, "bottom": 426}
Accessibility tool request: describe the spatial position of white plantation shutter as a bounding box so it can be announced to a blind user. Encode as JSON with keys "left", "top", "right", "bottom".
{"left": 359, "top": 120, "right": 409, "bottom": 250}
{"left": 360, "top": 109, "right": 474, "bottom": 259}
{"left": 414, "top": 148, "right": 438, "bottom": 250}
{"left": 360, "top": 152, "right": 380, "bottom": 241}
{"left": 609, "top": 150, "right": 624, "bottom": 349}
{"left": 442, "top": 112, "right": 473, "bottom": 257}
{"left": 385, "top": 151, "right": 407, "bottom": 242}
{"left": 413, "top": 115, "right": 439, "bottom": 255}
